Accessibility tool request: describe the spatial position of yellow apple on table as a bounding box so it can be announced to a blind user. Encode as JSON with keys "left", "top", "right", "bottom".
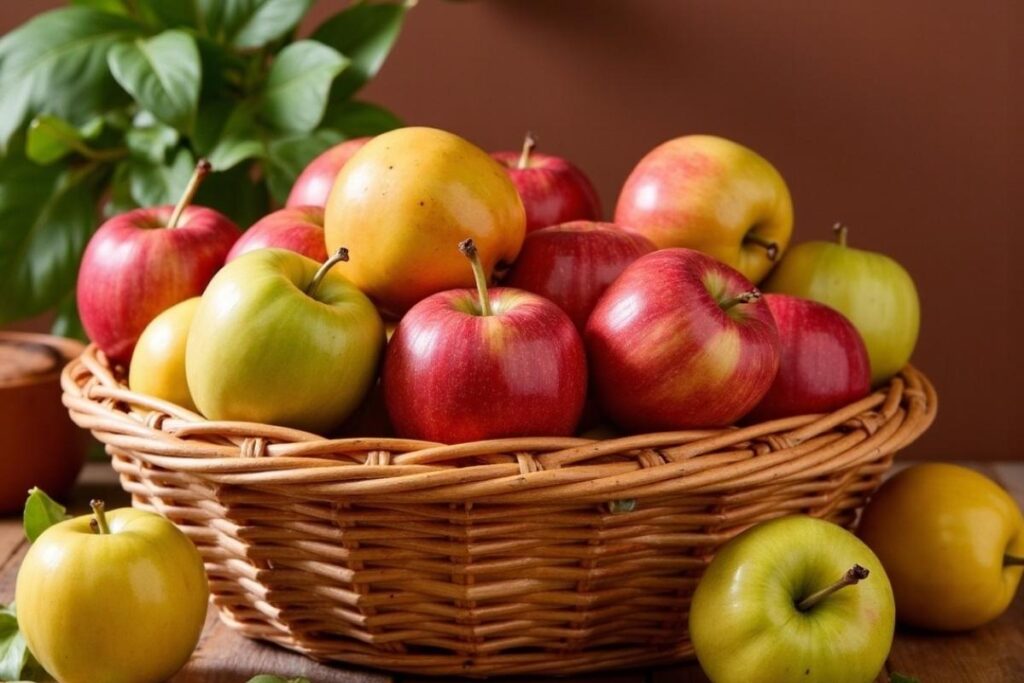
{"left": 129, "top": 297, "right": 200, "bottom": 412}
{"left": 614, "top": 134, "right": 793, "bottom": 283}
{"left": 858, "top": 463, "right": 1023, "bottom": 631}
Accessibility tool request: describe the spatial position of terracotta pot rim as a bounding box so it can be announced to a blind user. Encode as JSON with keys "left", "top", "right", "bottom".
{"left": 0, "top": 331, "right": 85, "bottom": 391}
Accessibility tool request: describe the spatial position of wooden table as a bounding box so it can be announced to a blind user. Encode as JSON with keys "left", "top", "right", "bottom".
{"left": 1, "top": 462, "right": 1021, "bottom": 683}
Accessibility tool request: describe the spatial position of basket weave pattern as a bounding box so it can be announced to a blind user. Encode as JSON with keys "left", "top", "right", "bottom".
{"left": 61, "top": 345, "right": 936, "bottom": 677}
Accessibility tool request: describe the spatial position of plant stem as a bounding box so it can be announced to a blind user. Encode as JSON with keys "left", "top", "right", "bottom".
{"left": 90, "top": 499, "right": 110, "bottom": 535}
{"left": 167, "top": 159, "right": 212, "bottom": 229}
{"left": 306, "top": 247, "right": 350, "bottom": 298}
{"left": 743, "top": 233, "right": 779, "bottom": 261}
{"left": 1005, "top": 554, "right": 1024, "bottom": 567}
{"left": 459, "top": 239, "right": 493, "bottom": 316}
{"left": 517, "top": 131, "right": 536, "bottom": 170}
{"left": 719, "top": 288, "right": 761, "bottom": 312}
{"left": 797, "top": 564, "right": 869, "bottom": 611}
{"left": 833, "top": 222, "right": 849, "bottom": 247}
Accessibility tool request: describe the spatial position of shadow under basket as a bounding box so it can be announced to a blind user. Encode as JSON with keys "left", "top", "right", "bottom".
{"left": 61, "top": 344, "right": 936, "bottom": 678}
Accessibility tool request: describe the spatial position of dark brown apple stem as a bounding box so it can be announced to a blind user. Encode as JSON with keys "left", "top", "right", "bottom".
{"left": 90, "top": 499, "right": 110, "bottom": 535}
{"left": 458, "top": 238, "right": 493, "bottom": 316}
{"left": 1005, "top": 554, "right": 1024, "bottom": 567}
{"left": 797, "top": 564, "right": 869, "bottom": 611}
{"left": 517, "top": 131, "right": 536, "bottom": 170}
{"left": 719, "top": 288, "right": 762, "bottom": 312}
{"left": 306, "top": 247, "right": 350, "bottom": 298}
{"left": 833, "top": 222, "right": 849, "bottom": 248}
{"left": 744, "top": 233, "right": 779, "bottom": 261}
{"left": 167, "top": 158, "right": 212, "bottom": 229}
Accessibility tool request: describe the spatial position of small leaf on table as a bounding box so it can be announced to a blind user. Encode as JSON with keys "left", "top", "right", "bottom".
{"left": 23, "top": 487, "right": 70, "bottom": 542}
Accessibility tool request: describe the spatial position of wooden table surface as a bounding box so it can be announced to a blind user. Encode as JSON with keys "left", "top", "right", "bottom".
{"left": 1, "top": 462, "right": 1021, "bottom": 683}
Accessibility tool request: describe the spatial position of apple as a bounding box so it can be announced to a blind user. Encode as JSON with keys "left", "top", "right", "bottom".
{"left": 585, "top": 248, "right": 779, "bottom": 431}
{"left": 77, "top": 159, "right": 240, "bottom": 365}
{"left": 614, "top": 135, "right": 793, "bottom": 283}
{"left": 690, "top": 516, "right": 895, "bottom": 683}
{"left": 285, "top": 136, "right": 370, "bottom": 208}
{"left": 503, "top": 220, "right": 655, "bottom": 332}
{"left": 858, "top": 464, "right": 1023, "bottom": 631}
{"left": 226, "top": 206, "right": 327, "bottom": 263}
{"left": 383, "top": 239, "right": 586, "bottom": 443}
{"left": 491, "top": 132, "right": 602, "bottom": 232}
{"left": 129, "top": 297, "right": 200, "bottom": 412}
{"left": 745, "top": 294, "right": 871, "bottom": 421}
{"left": 186, "top": 248, "right": 385, "bottom": 434}
{"left": 324, "top": 127, "right": 526, "bottom": 317}
{"left": 16, "top": 500, "right": 208, "bottom": 683}
{"left": 764, "top": 224, "right": 920, "bottom": 385}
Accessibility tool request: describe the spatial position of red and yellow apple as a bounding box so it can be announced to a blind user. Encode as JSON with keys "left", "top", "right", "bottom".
{"left": 285, "top": 137, "right": 370, "bottom": 208}
{"left": 226, "top": 206, "right": 327, "bottom": 263}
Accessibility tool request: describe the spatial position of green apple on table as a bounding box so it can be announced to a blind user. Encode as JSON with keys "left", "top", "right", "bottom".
{"left": 689, "top": 515, "right": 895, "bottom": 683}
{"left": 186, "top": 248, "right": 385, "bottom": 434}
{"left": 764, "top": 223, "right": 920, "bottom": 385}
{"left": 16, "top": 495, "right": 208, "bottom": 683}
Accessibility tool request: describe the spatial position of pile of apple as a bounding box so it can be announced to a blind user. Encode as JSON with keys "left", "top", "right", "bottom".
{"left": 77, "top": 127, "right": 921, "bottom": 442}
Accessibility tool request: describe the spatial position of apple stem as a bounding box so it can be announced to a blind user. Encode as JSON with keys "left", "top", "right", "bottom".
{"left": 90, "top": 499, "right": 110, "bottom": 535}
{"left": 796, "top": 564, "right": 869, "bottom": 611}
{"left": 167, "top": 158, "right": 212, "bottom": 229}
{"left": 743, "top": 233, "right": 779, "bottom": 261}
{"left": 1005, "top": 554, "right": 1024, "bottom": 567}
{"left": 833, "top": 222, "right": 849, "bottom": 248}
{"left": 458, "top": 238, "right": 493, "bottom": 317}
{"left": 719, "top": 288, "right": 762, "bottom": 312}
{"left": 517, "top": 131, "right": 536, "bottom": 170}
{"left": 306, "top": 247, "right": 350, "bottom": 298}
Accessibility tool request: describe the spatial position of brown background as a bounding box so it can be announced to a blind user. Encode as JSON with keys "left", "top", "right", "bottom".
{"left": 4, "top": 1, "right": 1018, "bottom": 459}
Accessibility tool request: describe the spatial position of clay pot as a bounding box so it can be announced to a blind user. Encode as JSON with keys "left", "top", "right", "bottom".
{"left": 0, "top": 332, "right": 87, "bottom": 514}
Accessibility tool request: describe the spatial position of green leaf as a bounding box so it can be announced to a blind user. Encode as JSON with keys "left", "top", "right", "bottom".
{"left": 0, "top": 607, "right": 28, "bottom": 682}
{"left": 261, "top": 41, "right": 348, "bottom": 133}
{"left": 320, "top": 100, "right": 402, "bottom": 138}
{"left": 890, "top": 674, "right": 920, "bottom": 683}
{"left": 23, "top": 487, "right": 70, "bottom": 543}
{"left": 199, "top": 0, "right": 314, "bottom": 49}
{"left": 206, "top": 104, "right": 264, "bottom": 171}
{"left": 196, "top": 161, "right": 269, "bottom": 228}
{"left": 108, "top": 30, "right": 201, "bottom": 132}
{"left": 0, "top": 145, "right": 102, "bottom": 324}
{"left": 137, "top": 0, "right": 199, "bottom": 29}
{"left": 0, "top": 7, "right": 141, "bottom": 149}
{"left": 26, "top": 115, "right": 86, "bottom": 165}
{"left": 312, "top": 1, "right": 409, "bottom": 101}
{"left": 52, "top": 291, "right": 88, "bottom": 342}
{"left": 125, "top": 121, "right": 180, "bottom": 164}
{"left": 128, "top": 147, "right": 195, "bottom": 207}
{"left": 105, "top": 160, "right": 138, "bottom": 217}
{"left": 71, "top": 0, "right": 130, "bottom": 15}
{"left": 265, "top": 130, "right": 343, "bottom": 204}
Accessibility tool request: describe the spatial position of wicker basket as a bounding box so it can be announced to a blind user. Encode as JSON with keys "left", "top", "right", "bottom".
{"left": 61, "top": 344, "right": 936, "bottom": 677}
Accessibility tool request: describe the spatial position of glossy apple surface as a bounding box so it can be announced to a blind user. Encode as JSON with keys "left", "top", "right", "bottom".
{"left": 503, "top": 221, "right": 655, "bottom": 331}
{"left": 129, "top": 297, "right": 199, "bottom": 412}
{"left": 690, "top": 516, "right": 895, "bottom": 683}
{"left": 615, "top": 135, "right": 792, "bottom": 283}
{"left": 186, "top": 248, "right": 385, "bottom": 434}
{"left": 492, "top": 134, "right": 602, "bottom": 232}
{"left": 16, "top": 504, "right": 208, "bottom": 683}
{"left": 285, "top": 137, "right": 370, "bottom": 208}
{"left": 383, "top": 241, "right": 586, "bottom": 442}
{"left": 324, "top": 127, "right": 525, "bottom": 317}
{"left": 745, "top": 294, "right": 870, "bottom": 421}
{"left": 227, "top": 206, "right": 327, "bottom": 263}
{"left": 858, "top": 464, "right": 1023, "bottom": 631}
{"left": 77, "top": 161, "right": 240, "bottom": 364}
{"left": 764, "top": 225, "right": 919, "bottom": 385}
{"left": 586, "top": 248, "right": 779, "bottom": 431}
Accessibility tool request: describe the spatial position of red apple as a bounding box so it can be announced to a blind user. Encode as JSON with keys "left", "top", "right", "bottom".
{"left": 383, "top": 239, "right": 587, "bottom": 443}
{"left": 226, "top": 206, "right": 327, "bottom": 263}
{"left": 77, "top": 160, "right": 240, "bottom": 365}
{"left": 586, "top": 248, "right": 779, "bottom": 431}
{"left": 745, "top": 294, "right": 871, "bottom": 422}
{"left": 492, "top": 132, "right": 602, "bottom": 233}
{"left": 285, "top": 137, "right": 371, "bottom": 208}
{"left": 503, "top": 220, "right": 655, "bottom": 332}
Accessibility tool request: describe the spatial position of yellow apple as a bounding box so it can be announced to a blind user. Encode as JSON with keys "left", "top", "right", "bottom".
{"left": 129, "top": 297, "right": 199, "bottom": 411}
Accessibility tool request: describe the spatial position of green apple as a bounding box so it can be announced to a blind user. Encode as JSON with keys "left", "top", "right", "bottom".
{"left": 186, "top": 248, "right": 384, "bottom": 434}
{"left": 16, "top": 500, "right": 208, "bottom": 683}
{"left": 764, "top": 224, "right": 919, "bottom": 385}
{"left": 689, "top": 516, "right": 895, "bottom": 683}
